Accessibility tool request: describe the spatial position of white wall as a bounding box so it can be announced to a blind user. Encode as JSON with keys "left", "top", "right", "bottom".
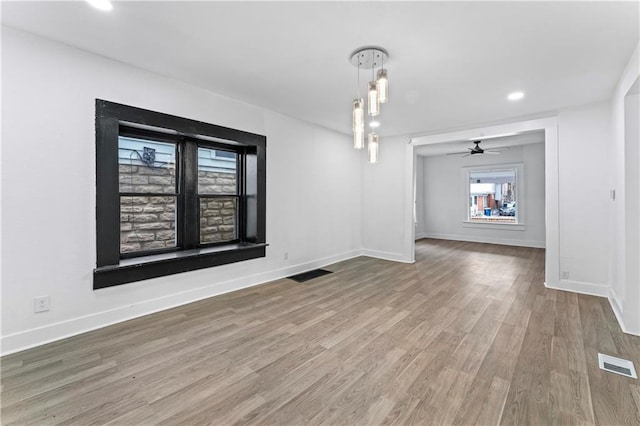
{"left": 0, "top": 27, "right": 362, "bottom": 354}
{"left": 624, "top": 92, "right": 639, "bottom": 332}
{"left": 359, "top": 45, "right": 640, "bottom": 336}
{"left": 418, "top": 143, "right": 545, "bottom": 248}
{"left": 557, "top": 102, "right": 612, "bottom": 290}
{"left": 371, "top": 109, "right": 615, "bottom": 303}
{"left": 361, "top": 135, "right": 413, "bottom": 262}
{"left": 610, "top": 41, "right": 640, "bottom": 335}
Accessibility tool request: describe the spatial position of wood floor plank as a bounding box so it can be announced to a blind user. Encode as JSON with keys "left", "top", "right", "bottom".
{"left": 2, "top": 239, "right": 639, "bottom": 425}
{"left": 548, "top": 369, "right": 595, "bottom": 425}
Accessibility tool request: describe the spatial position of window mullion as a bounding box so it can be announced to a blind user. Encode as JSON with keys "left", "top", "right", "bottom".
{"left": 238, "top": 149, "right": 246, "bottom": 242}
{"left": 182, "top": 141, "right": 199, "bottom": 249}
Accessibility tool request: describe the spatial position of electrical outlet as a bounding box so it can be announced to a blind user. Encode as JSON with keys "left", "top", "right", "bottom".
{"left": 34, "top": 296, "right": 50, "bottom": 313}
{"left": 561, "top": 271, "right": 570, "bottom": 280}
{"left": 283, "top": 251, "right": 289, "bottom": 260}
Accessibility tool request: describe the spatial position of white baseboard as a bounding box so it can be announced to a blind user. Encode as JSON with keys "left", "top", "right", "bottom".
{"left": 543, "top": 282, "right": 640, "bottom": 337}
{"left": 415, "top": 232, "right": 428, "bottom": 240}
{"left": 361, "top": 249, "right": 414, "bottom": 264}
{"left": 544, "top": 279, "right": 609, "bottom": 298}
{"left": 608, "top": 287, "right": 626, "bottom": 331}
{"left": 608, "top": 287, "right": 640, "bottom": 336}
{"left": 424, "top": 232, "right": 545, "bottom": 248}
{"left": 1, "top": 250, "right": 361, "bottom": 356}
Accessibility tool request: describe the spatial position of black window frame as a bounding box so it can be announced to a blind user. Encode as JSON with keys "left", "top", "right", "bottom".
{"left": 94, "top": 100, "right": 267, "bottom": 289}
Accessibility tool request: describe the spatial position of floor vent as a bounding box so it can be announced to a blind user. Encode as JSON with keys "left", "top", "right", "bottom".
{"left": 288, "top": 269, "right": 333, "bottom": 283}
{"left": 598, "top": 353, "right": 637, "bottom": 379}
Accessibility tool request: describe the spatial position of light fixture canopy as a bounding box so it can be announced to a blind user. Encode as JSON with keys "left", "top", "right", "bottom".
{"left": 350, "top": 47, "right": 388, "bottom": 69}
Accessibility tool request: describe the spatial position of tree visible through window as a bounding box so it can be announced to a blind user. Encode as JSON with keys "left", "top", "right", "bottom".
{"left": 468, "top": 169, "right": 517, "bottom": 223}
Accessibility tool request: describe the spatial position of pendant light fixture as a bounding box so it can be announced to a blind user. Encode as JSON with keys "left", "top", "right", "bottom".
{"left": 352, "top": 59, "right": 365, "bottom": 149}
{"left": 377, "top": 69, "right": 389, "bottom": 103}
{"left": 350, "top": 46, "right": 389, "bottom": 163}
{"left": 368, "top": 81, "right": 379, "bottom": 116}
{"left": 368, "top": 132, "right": 379, "bottom": 163}
{"left": 352, "top": 99, "right": 364, "bottom": 149}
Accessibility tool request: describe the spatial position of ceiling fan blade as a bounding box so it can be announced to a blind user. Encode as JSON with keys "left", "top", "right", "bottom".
{"left": 461, "top": 153, "right": 471, "bottom": 158}
{"left": 487, "top": 147, "right": 509, "bottom": 151}
{"left": 446, "top": 151, "right": 468, "bottom": 155}
{"left": 484, "top": 151, "right": 501, "bottom": 155}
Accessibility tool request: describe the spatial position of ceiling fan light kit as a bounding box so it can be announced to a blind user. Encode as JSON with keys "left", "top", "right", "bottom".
{"left": 350, "top": 46, "right": 389, "bottom": 163}
{"left": 470, "top": 141, "right": 485, "bottom": 155}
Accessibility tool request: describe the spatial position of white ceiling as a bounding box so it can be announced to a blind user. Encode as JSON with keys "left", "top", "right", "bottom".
{"left": 2, "top": 1, "right": 638, "bottom": 137}
{"left": 415, "top": 130, "right": 544, "bottom": 157}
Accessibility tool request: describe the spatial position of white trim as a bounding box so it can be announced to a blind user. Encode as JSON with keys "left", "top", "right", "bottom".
{"left": 362, "top": 249, "right": 415, "bottom": 264}
{"left": 462, "top": 222, "right": 524, "bottom": 231}
{"left": 411, "top": 117, "right": 557, "bottom": 146}
{"left": 408, "top": 116, "right": 558, "bottom": 286}
{"left": 404, "top": 140, "right": 417, "bottom": 263}
{"left": 1, "top": 250, "right": 361, "bottom": 356}
{"left": 609, "top": 286, "right": 624, "bottom": 316}
{"left": 609, "top": 287, "right": 626, "bottom": 332}
{"left": 608, "top": 287, "right": 640, "bottom": 336}
{"left": 425, "top": 233, "right": 545, "bottom": 249}
{"left": 415, "top": 232, "right": 428, "bottom": 240}
{"left": 544, "top": 279, "right": 609, "bottom": 298}
{"left": 543, "top": 120, "right": 561, "bottom": 290}
{"left": 462, "top": 162, "right": 524, "bottom": 225}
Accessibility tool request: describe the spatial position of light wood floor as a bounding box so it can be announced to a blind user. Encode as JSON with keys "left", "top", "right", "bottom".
{"left": 2, "top": 239, "right": 639, "bottom": 425}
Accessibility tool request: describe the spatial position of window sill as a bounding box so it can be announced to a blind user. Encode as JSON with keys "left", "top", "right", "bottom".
{"left": 462, "top": 221, "right": 525, "bottom": 231}
{"left": 94, "top": 242, "right": 268, "bottom": 289}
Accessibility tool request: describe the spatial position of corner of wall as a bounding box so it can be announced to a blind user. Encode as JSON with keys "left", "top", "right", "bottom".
{"left": 608, "top": 39, "right": 640, "bottom": 337}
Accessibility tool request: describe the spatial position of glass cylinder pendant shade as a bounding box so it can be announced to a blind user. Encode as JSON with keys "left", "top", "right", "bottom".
{"left": 368, "top": 133, "right": 379, "bottom": 163}
{"left": 352, "top": 98, "right": 364, "bottom": 149}
{"left": 354, "top": 126, "right": 364, "bottom": 150}
{"left": 376, "top": 69, "right": 389, "bottom": 103}
{"left": 368, "top": 81, "right": 379, "bottom": 116}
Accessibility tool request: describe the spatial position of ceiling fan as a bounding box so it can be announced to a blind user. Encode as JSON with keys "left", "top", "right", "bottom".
{"left": 447, "top": 140, "right": 508, "bottom": 157}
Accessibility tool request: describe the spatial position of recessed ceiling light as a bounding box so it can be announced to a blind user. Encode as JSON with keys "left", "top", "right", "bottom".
{"left": 508, "top": 91, "right": 524, "bottom": 101}
{"left": 369, "top": 121, "right": 380, "bottom": 128}
{"left": 86, "top": 0, "right": 113, "bottom": 11}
